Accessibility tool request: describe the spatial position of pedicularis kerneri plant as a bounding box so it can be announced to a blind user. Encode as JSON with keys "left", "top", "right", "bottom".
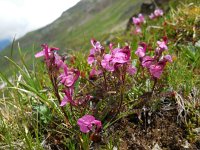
{"left": 149, "top": 8, "right": 164, "bottom": 20}
{"left": 88, "top": 39, "right": 136, "bottom": 80}
{"left": 135, "top": 37, "right": 172, "bottom": 79}
{"left": 35, "top": 38, "right": 172, "bottom": 132}
{"left": 34, "top": 8, "right": 172, "bottom": 143}
{"left": 132, "top": 13, "right": 145, "bottom": 34}
{"left": 131, "top": 8, "right": 164, "bottom": 34}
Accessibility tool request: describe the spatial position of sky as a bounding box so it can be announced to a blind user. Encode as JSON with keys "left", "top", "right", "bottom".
{"left": 0, "top": 0, "right": 80, "bottom": 41}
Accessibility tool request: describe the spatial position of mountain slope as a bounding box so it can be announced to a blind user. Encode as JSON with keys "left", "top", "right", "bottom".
{"left": 0, "top": 0, "right": 145, "bottom": 74}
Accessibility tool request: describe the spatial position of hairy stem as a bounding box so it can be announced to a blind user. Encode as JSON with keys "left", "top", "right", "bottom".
{"left": 103, "top": 71, "right": 107, "bottom": 90}
{"left": 151, "top": 78, "right": 157, "bottom": 98}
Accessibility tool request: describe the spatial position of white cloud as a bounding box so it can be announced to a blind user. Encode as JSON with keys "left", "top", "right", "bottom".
{"left": 0, "top": 0, "right": 80, "bottom": 40}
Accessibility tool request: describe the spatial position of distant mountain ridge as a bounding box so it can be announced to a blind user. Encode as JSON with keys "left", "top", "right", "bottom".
{"left": 0, "top": 0, "right": 146, "bottom": 74}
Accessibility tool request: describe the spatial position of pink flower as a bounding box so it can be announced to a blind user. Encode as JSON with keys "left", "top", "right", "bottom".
{"left": 157, "top": 41, "right": 168, "bottom": 51}
{"left": 132, "top": 14, "right": 145, "bottom": 26}
{"left": 112, "top": 46, "right": 137, "bottom": 75}
{"left": 135, "top": 42, "right": 147, "bottom": 58}
{"left": 112, "top": 51, "right": 128, "bottom": 64}
{"left": 101, "top": 45, "right": 136, "bottom": 75}
{"left": 134, "top": 26, "right": 142, "bottom": 34}
{"left": 149, "top": 9, "right": 164, "bottom": 19}
{"left": 54, "top": 53, "right": 65, "bottom": 68}
{"left": 88, "top": 43, "right": 134, "bottom": 75}
{"left": 149, "top": 13, "right": 155, "bottom": 19}
{"left": 138, "top": 13, "right": 145, "bottom": 23}
{"left": 101, "top": 54, "right": 114, "bottom": 71}
{"left": 87, "top": 54, "right": 95, "bottom": 65}
{"left": 149, "top": 64, "right": 164, "bottom": 78}
{"left": 154, "top": 9, "right": 164, "bottom": 17}
{"left": 132, "top": 14, "right": 145, "bottom": 34}
{"left": 163, "top": 55, "right": 172, "bottom": 63}
{"left": 88, "top": 39, "right": 136, "bottom": 76}
{"left": 109, "top": 43, "right": 114, "bottom": 50}
{"left": 155, "top": 40, "right": 168, "bottom": 56}
{"left": 60, "top": 88, "right": 74, "bottom": 106}
{"left": 91, "top": 39, "right": 104, "bottom": 52}
{"left": 87, "top": 39, "right": 104, "bottom": 65}
{"left": 35, "top": 44, "right": 59, "bottom": 59}
{"left": 142, "top": 56, "right": 154, "bottom": 68}
{"left": 132, "top": 17, "right": 141, "bottom": 26}
{"left": 59, "top": 65, "right": 80, "bottom": 87}
{"left": 89, "top": 39, "right": 104, "bottom": 56}
{"left": 111, "top": 46, "right": 131, "bottom": 64}
{"left": 77, "top": 115, "right": 102, "bottom": 133}
{"left": 149, "top": 55, "right": 172, "bottom": 78}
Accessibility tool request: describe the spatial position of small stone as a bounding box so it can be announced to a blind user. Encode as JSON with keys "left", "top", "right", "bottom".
{"left": 195, "top": 40, "right": 200, "bottom": 47}
{"left": 181, "top": 140, "right": 191, "bottom": 148}
{"left": 193, "top": 127, "right": 200, "bottom": 134}
{"left": 152, "top": 143, "right": 162, "bottom": 150}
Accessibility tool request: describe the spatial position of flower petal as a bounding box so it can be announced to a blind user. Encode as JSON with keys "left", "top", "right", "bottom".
{"left": 35, "top": 50, "right": 44, "bottom": 58}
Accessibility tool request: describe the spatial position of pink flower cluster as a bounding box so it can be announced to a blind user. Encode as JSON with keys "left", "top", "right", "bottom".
{"left": 77, "top": 115, "right": 102, "bottom": 133}
{"left": 35, "top": 44, "right": 99, "bottom": 134}
{"left": 58, "top": 65, "right": 80, "bottom": 106}
{"left": 132, "top": 14, "right": 145, "bottom": 26}
{"left": 35, "top": 44, "right": 80, "bottom": 107}
{"left": 88, "top": 39, "right": 104, "bottom": 65}
{"left": 135, "top": 37, "right": 172, "bottom": 78}
{"left": 149, "top": 8, "right": 164, "bottom": 20}
{"left": 88, "top": 39, "right": 137, "bottom": 79}
{"left": 58, "top": 62, "right": 94, "bottom": 107}
{"left": 35, "top": 44, "right": 60, "bottom": 59}
{"left": 102, "top": 45, "right": 136, "bottom": 75}
{"left": 35, "top": 44, "right": 64, "bottom": 68}
{"left": 132, "top": 14, "right": 145, "bottom": 34}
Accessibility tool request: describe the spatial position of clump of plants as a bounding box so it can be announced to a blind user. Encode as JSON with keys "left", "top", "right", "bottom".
{"left": 34, "top": 27, "right": 173, "bottom": 148}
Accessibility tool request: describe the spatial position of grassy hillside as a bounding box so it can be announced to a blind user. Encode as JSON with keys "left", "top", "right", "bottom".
{"left": 0, "top": 0, "right": 144, "bottom": 75}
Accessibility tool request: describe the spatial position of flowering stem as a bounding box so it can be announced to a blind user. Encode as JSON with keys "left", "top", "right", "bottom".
{"left": 111, "top": 84, "right": 124, "bottom": 122}
{"left": 118, "top": 85, "right": 124, "bottom": 113}
{"left": 117, "top": 70, "right": 126, "bottom": 114}
{"left": 103, "top": 71, "right": 107, "bottom": 90}
{"left": 48, "top": 70, "right": 70, "bottom": 125}
{"left": 110, "top": 73, "right": 126, "bottom": 122}
{"left": 151, "top": 78, "right": 157, "bottom": 97}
